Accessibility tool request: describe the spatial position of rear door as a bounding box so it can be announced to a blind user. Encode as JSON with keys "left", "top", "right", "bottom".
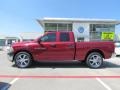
{"left": 56, "top": 32, "right": 75, "bottom": 60}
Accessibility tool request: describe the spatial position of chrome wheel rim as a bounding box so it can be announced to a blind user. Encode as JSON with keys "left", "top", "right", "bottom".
{"left": 88, "top": 55, "right": 102, "bottom": 68}
{"left": 16, "top": 54, "right": 30, "bottom": 68}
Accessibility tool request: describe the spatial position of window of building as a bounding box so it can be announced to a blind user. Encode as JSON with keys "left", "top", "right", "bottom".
{"left": 60, "top": 33, "right": 70, "bottom": 42}
{"left": 68, "top": 24, "right": 72, "bottom": 31}
{"left": 77, "top": 37, "right": 84, "bottom": 42}
{"left": 45, "top": 23, "right": 72, "bottom": 32}
{"left": 40, "top": 33, "right": 56, "bottom": 42}
{"left": 0, "top": 39, "right": 5, "bottom": 46}
{"left": 58, "top": 24, "right": 67, "bottom": 31}
{"left": 90, "top": 24, "right": 115, "bottom": 41}
{"left": 45, "top": 23, "right": 57, "bottom": 31}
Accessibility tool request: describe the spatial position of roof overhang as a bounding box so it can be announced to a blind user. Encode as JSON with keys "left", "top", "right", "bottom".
{"left": 37, "top": 17, "right": 120, "bottom": 27}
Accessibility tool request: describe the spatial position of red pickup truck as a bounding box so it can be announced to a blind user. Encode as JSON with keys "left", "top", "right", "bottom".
{"left": 7, "top": 31, "right": 115, "bottom": 68}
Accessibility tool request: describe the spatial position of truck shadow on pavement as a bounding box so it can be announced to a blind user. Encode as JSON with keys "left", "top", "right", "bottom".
{"left": 102, "top": 61, "right": 120, "bottom": 68}
{"left": 12, "top": 61, "right": 120, "bottom": 69}
{"left": 0, "top": 82, "right": 11, "bottom": 90}
{"left": 12, "top": 62, "right": 87, "bottom": 69}
{"left": 23, "top": 61, "right": 120, "bottom": 69}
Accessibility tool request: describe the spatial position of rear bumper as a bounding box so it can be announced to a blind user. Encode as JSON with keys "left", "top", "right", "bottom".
{"left": 115, "top": 48, "right": 120, "bottom": 55}
{"left": 111, "top": 53, "right": 116, "bottom": 58}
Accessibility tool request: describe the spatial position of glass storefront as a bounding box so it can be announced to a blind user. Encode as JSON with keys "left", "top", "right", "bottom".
{"left": 44, "top": 23, "right": 116, "bottom": 41}
{"left": 0, "top": 39, "right": 5, "bottom": 46}
{"left": 45, "top": 23, "right": 72, "bottom": 32}
{"left": 90, "top": 24, "right": 115, "bottom": 41}
{"left": 45, "top": 23, "right": 57, "bottom": 31}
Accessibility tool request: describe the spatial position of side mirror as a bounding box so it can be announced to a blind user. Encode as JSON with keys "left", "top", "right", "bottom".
{"left": 37, "top": 39, "right": 41, "bottom": 44}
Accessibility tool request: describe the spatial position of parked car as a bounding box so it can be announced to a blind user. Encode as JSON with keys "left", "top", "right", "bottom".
{"left": 115, "top": 42, "right": 120, "bottom": 56}
{"left": 7, "top": 31, "right": 115, "bottom": 69}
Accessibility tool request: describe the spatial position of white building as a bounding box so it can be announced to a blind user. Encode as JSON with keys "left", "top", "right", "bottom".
{"left": 19, "top": 32, "right": 43, "bottom": 42}
{"left": 0, "top": 35, "right": 19, "bottom": 50}
{"left": 0, "top": 32, "right": 43, "bottom": 48}
{"left": 37, "top": 17, "right": 120, "bottom": 42}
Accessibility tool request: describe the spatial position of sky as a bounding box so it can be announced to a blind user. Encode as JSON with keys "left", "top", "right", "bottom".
{"left": 0, "top": 0, "right": 120, "bottom": 36}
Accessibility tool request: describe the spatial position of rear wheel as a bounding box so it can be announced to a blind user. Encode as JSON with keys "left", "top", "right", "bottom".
{"left": 14, "top": 52, "right": 32, "bottom": 68}
{"left": 86, "top": 52, "right": 103, "bottom": 69}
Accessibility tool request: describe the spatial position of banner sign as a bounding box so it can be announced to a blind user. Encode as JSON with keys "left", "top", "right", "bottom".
{"left": 101, "top": 32, "right": 114, "bottom": 40}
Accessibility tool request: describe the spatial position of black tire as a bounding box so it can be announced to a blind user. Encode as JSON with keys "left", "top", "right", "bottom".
{"left": 14, "top": 52, "right": 32, "bottom": 68}
{"left": 86, "top": 52, "right": 103, "bottom": 69}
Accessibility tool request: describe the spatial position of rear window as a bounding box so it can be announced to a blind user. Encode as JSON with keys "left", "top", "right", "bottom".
{"left": 60, "top": 33, "right": 70, "bottom": 42}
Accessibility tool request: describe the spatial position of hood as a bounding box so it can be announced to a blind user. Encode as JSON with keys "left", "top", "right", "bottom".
{"left": 12, "top": 41, "right": 36, "bottom": 47}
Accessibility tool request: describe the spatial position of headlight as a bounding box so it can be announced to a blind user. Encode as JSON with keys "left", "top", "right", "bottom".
{"left": 6, "top": 46, "right": 14, "bottom": 53}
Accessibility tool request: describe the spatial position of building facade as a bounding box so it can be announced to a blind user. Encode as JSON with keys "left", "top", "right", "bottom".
{"left": 0, "top": 35, "right": 19, "bottom": 50}
{"left": 19, "top": 32, "right": 43, "bottom": 42}
{"left": 37, "top": 18, "right": 120, "bottom": 42}
{"left": 0, "top": 32, "right": 42, "bottom": 50}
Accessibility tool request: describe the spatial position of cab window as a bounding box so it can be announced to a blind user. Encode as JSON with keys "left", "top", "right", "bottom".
{"left": 60, "top": 32, "right": 70, "bottom": 42}
{"left": 40, "top": 33, "right": 56, "bottom": 42}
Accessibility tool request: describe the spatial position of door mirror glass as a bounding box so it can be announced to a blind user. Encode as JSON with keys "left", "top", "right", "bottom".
{"left": 41, "top": 36, "right": 49, "bottom": 42}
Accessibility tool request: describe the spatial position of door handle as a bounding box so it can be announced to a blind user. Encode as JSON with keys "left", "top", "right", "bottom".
{"left": 68, "top": 45, "right": 74, "bottom": 48}
{"left": 50, "top": 44, "right": 56, "bottom": 48}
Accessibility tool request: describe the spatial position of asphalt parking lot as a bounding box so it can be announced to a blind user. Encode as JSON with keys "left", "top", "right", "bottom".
{"left": 0, "top": 51, "right": 120, "bottom": 90}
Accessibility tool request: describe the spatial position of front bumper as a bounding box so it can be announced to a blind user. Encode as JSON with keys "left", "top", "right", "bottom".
{"left": 7, "top": 52, "right": 14, "bottom": 62}
{"left": 6, "top": 46, "right": 14, "bottom": 62}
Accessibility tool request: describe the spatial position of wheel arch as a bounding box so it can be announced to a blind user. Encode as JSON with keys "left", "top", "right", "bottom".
{"left": 85, "top": 49, "right": 105, "bottom": 60}
{"left": 13, "top": 50, "right": 34, "bottom": 61}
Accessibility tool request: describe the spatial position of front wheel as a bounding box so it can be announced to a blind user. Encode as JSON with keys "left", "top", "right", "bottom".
{"left": 86, "top": 52, "right": 103, "bottom": 69}
{"left": 14, "top": 52, "right": 32, "bottom": 68}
